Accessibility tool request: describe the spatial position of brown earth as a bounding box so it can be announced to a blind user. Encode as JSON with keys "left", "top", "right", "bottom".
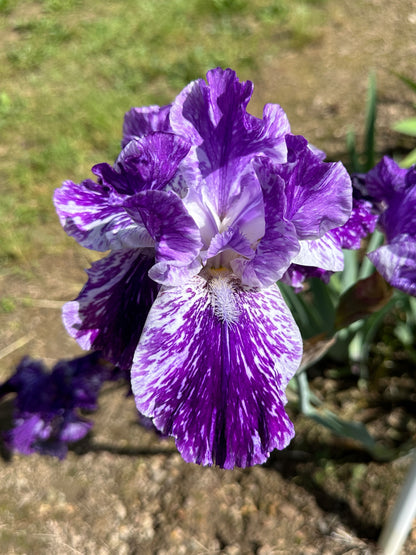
{"left": 1, "top": 0, "right": 416, "bottom": 553}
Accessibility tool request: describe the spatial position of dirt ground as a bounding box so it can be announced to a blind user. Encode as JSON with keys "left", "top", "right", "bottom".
{"left": 1, "top": 0, "right": 416, "bottom": 553}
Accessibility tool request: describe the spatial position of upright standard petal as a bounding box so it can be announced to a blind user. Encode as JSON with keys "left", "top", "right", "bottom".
{"left": 122, "top": 104, "right": 172, "bottom": 147}
{"left": 170, "top": 68, "right": 290, "bottom": 218}
{"left": 63, "top": 249, "right": 160, "bottom": 369}
{"left": 131, "top": 275, "right": 302, "bottom": 469}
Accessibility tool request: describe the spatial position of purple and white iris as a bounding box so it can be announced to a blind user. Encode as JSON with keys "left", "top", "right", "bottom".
{"left": 55, "top": 68, "right": 352, "bottom": 468}
{"left": 362, "top": 157, "right": 416, "bottom": 297}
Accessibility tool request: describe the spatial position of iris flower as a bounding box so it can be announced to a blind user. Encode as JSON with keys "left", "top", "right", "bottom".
{"left": 0, "top": 353, "right": 111, "bottom": 459}
{"left": 363, "top": 157, "right": 416, "bottom": 296}
{"left": 55, "top": 68, "right": 352, "bottom": 468}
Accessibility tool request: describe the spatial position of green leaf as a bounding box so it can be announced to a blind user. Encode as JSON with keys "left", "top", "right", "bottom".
{"left": 400, "top": 148, "right": 416, "bottom": 168}
{"left": 364, "top": 71, "right": 377, "bottom": 171}
{"left": 392, "top": 71, "right": 416, "bottom": 94}
{"left": 393, "top": 118, "right": 416, "bottom": 137}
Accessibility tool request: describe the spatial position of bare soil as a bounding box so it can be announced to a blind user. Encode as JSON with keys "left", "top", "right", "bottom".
{"left": 1, "top": 1, "right": 416, "bottom": 553}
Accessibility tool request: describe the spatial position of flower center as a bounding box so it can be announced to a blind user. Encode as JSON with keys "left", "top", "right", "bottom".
{"left": 208, "top": 274, "right": 240, "bottom": 326}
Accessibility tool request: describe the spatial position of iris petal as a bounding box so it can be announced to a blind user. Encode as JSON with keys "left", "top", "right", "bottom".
{"left": 292, "top": 234, "right": 344, "bottom": 272}
{"left": 63, "top": 249, "right": 160, "bottom": 369}
{"left": 131, "top": 275, "right": 302, "bottom": 469}
{"left": 122, "top": 104, "right": 172, "bottom": 147}
{"left": 53, "top": 178, "right": 143, "bottom": 252}
{"left": 125, "top": 190, "right": 203, "bottom": 285}
{"left": 170, "top": 68, "right": 289, "bottom": 219}
{"left": 368, "top": 236, "right": 416, "bottom": 296}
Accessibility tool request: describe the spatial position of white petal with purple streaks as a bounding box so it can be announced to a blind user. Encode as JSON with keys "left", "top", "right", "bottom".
{"left": 54, "top": 179, "right": 149, "bottom": 252}
{"left": 131, "top": 275, "right": 302, "bottom": 469}
{"left": 292, "top": 233, "right": 344, "bottom": 271}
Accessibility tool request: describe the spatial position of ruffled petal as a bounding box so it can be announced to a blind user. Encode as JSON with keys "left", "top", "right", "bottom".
{"left": 368, "top": 235, "right": 416, "bottom": 296}
{"left": 55, "top": 134, "right": 190, "bottom": 252}
{"left": 125, "top": 190, "right": 203, "bottom": 285}
{"left": 122, "top": 104, "right": 172, "bottom": 147}
{"left": 170, "top": 68, "right": 289, "bottom": 218}
{"left": 131, "top": 275, "right": 302, "bottom": 469}
{"left": 281, "top": 135, "right": 352, "bottom": 238}
{"left": 365, "top": 156, "right": 409, "bottom": 202}
{"left": 114, "top": 133, "right": 190, "bottom": 192}
{"left": 63, "top": 250, "right": 160, "bottom": 369}
{"left": 54, "top": 179, "right": 147, "bottom": 252}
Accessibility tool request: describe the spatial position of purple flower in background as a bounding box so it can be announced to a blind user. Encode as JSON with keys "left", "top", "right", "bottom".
{"left": 0, "top": 352, "right": 112, "bottom": 459}
{"left": 54, "top": 68, "right": 352, "bottom": 468}
{"left": 362, "top": 157, "right": 416, "bottom": 296}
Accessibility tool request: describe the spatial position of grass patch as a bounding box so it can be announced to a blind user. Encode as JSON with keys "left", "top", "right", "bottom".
{"left": 0, "top": 0, "right": 327, "bottom": 264}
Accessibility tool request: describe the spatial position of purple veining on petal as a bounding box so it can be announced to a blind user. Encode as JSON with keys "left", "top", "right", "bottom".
{"left": 365, "top": 156, "right": 410, "bottom": 202}
{"left": 377, "top": 178, "right": 416, "bottom": 243}
{"left": 53, "top": 178, "right": 141, "bottom": 252}
{"left": 279, "top": 135, "right": 352, "bottom": 239}
{"left": 55, "top": 134, "right": 189, "bottom": 252}
{"left": 368, "top": 236, "right": 416, "bottom": 296}
{"left": 131, "top": 275, "right": 302, "bottom": 469}
{"left": 170, "top": 68, "right": 290, "bottom": 219}
{"left": 122, "top": 104, "right": 172, "bottom": 147}
{"left": 63, "top": 250, "right": 160, "bottom": 369}
{"left": 111, "top": 133, "right": 190, "bottom": 193}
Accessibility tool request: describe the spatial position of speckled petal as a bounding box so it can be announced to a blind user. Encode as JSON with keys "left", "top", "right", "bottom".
{"left": 281, "top": 135, "right": 352, "bottom": 238}
{"left": 63, "top": 249, "right": 160, "bottom": 369}
{"left": 54, "top": 179, "right": 146, "bottom": 252}
{"left": 131, "top": 275, "right": 302, "bottom": 469}
{"left": 330, "top": 197, "right": 378, "bottom": 250}
{"left": 368, "top": 235, "right": 416, "bottom": 296}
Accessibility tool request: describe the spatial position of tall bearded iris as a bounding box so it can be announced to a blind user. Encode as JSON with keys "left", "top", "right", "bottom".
{"left": 54, "top": 68, "right": 352, "bottom": 468}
